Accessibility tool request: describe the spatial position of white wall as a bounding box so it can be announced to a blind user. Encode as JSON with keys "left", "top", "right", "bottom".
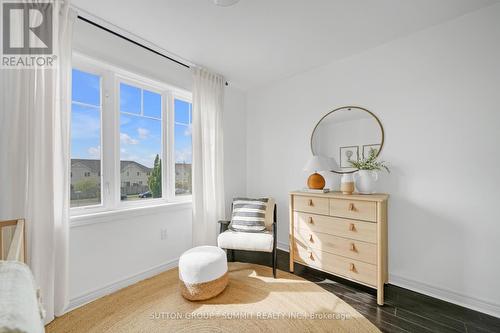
{"left": 69, "top": 19, "right": 246, "bottom": 309}
{"left": 223, "top": 87, "right": 247, "bottom": 215}
{"left": 246, "top": 4, "right": 500, "bottom": 317}
{"left": 69, "top": 205, "right": 191, "bottom": 308}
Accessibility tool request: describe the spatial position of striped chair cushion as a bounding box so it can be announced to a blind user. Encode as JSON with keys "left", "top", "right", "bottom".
{"left": 229, "top": 198, "right": 269, "bottom": 233}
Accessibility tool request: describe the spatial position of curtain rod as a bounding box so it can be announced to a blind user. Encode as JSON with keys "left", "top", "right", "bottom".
{"left": 77, "top": 15, "right": 229, "bottom": 86}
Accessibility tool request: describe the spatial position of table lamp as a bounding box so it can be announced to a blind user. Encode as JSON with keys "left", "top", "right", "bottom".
{"left": 303, "top": 156, "right": 331, "bottom": 190}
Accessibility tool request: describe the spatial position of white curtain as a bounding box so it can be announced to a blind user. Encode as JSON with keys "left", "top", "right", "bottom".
{"left": 192, "top": 68, "right": 226, "bottom": 246}
{"left": 0, "top": 1, "right": 76, "bottom": 323}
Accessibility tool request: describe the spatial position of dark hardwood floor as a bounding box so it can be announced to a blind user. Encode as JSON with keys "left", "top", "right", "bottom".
{"left": 234, "top": 249, "right": 500, "bottom": 333}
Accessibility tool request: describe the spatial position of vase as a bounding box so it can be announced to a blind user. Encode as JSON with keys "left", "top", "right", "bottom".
{"left": 307, "top": 172, "right": 325, "bottom": 189}
{"left": 340, "top": 173, "right": 355, "bottom": 195}
{"left": 354, "top": 170, "right": 379, "bottom": 194}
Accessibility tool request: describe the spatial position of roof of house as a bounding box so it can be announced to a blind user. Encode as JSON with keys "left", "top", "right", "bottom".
{"left": 120, "top": 160, "right": 152, "bottom": 173}
{"left": 71, "top": 159, "right": 101, "bottom": 173}
{"left": 175, "top": 163, "right": 191, "bottom": 170}
{"left": 71, "top": 159, "right": 152, "bottom": 173}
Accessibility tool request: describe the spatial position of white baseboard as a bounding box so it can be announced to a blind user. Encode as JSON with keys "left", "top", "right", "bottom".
{"left": 65, "top": 249, "right": 499, "bottom": 319}
{"left": 276, "top": 241, "right": 499, "bottom": 318}
{"left": 66, "top": 258, "right": 179, "bottom": 313}
{"left": 390, "top": 274, "right": 500, "bottom": 318}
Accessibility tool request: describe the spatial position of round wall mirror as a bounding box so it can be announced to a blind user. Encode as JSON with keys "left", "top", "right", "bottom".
{"left": 311, "top": 106, "right": 384, "bottom": 174}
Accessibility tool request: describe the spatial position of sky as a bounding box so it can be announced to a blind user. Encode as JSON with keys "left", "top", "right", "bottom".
{"left": 71, "top": 69, "right": 192, "bottom": 168}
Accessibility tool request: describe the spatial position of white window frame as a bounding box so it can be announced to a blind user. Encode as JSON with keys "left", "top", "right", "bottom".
{"left": 71, "top": 53, "right": 192, "bottom": 217}
{"left": 172, "top": 94, "right": 193, "bottom": 197}
{"left": 70, "top": 60, "right": 106, "bottom": 215}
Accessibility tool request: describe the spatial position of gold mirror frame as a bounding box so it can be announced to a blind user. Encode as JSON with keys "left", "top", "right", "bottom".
{"left": 310, "top": 106, "right": 385, "bottom": 174}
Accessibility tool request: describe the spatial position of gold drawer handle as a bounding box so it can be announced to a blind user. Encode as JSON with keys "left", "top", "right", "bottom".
{"left": 308, "top": 199, "right": 314, "bottom": 206}
{"left": 349, "top": 263, "right": 355, "bottom": 272}
{"left": 349, "top": 223, "right": 356, "bottom": 231}
{"left": 350, "top": 243, "right": 356, "bottom": 252}
{"left": 309, "top": 234, "right": 314, "bottom": 243}
{"left": 348, "top": 203, "right": 355, "bottom": 211}
{"left": 308, "top": 217, "right": 313, "bottom": 224}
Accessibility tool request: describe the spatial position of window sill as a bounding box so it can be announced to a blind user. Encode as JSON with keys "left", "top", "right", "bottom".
{"left": 70, "top": 200, "right": 192, "bottom": 228}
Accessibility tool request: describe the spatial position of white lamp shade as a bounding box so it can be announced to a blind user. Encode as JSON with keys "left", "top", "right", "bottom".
{"left": 304, "top": 156, "right": 331, "bottom": 172}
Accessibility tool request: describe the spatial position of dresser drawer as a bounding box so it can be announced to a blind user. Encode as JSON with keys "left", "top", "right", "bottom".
{"left": 329, "top": 199, "right": 377, "bottom": 222}
{"left": 294, "top": 227, "right": 377, "bottom": 264}
{"left": 295, "top": 212, "right": 377, "bottom": 243}
{"left": 293, "top": 196, "right": 329, "bottom": 215}
{"left": 293, "top": 241, "right": 377, "bottom": 287}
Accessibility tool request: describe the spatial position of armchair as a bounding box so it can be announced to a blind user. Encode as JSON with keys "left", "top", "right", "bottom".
{"left": 217, "top": 200, "right": 277, "bottom": 278}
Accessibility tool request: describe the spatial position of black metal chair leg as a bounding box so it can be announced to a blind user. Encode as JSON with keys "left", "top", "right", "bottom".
{"left": 272, "top": 248, "right": 277, "bottom": 278}
{"left": 272, "top": 204, "right": 278, "bottom": 278}
{"left": 271, "top": 250, "right": 274, "bottom": 275}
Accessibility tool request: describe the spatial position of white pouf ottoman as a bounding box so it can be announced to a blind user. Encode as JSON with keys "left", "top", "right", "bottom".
{"left": 178, "top": 246, "right": 228, "bottom": 301}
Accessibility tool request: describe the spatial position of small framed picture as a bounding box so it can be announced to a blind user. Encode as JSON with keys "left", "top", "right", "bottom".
{"left": 362, "top": 144, "right": 381, "bottom": 159}
{"left": 340, "top": 146, "right": 359, "bottom": 168}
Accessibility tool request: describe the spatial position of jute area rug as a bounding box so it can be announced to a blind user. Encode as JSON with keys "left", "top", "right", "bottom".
{"left": 46, "top": 262, "right": 380, "bottom": 332}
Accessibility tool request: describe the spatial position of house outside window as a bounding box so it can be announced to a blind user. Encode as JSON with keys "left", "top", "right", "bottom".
{"left": 70, "top": 55, "right": 192, "bottom": 214}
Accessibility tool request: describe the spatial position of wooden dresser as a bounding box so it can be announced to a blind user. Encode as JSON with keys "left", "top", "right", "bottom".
{"left": 289, "top": 191, "right": 389, "bottom": 305}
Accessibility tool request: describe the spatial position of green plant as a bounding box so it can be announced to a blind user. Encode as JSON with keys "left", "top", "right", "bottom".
{"left": 147, "top": 154, "right": 162, "bottom": 198}
{"left": 74, "top": 179, "right": 98, "bottom": 193}
{"left": 348, "top": 148, "right": 390, "bottom": 172}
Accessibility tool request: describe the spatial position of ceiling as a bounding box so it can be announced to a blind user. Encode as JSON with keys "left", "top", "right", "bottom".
{"left": 72, "top": 0, "right": 498, "bottom": 90}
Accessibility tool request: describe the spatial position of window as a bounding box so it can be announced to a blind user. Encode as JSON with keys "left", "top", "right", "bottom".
{"left": 70, "top": 56, "right": 192, "bottom": 214}
{"left": 70, "top": 69, "right": 102, "bottom": 208}
{"left": 174, "top": 99, "right": 192, "bottom": 196}
{"left": 119, "top": 82, "right": 162, "bottom": 201}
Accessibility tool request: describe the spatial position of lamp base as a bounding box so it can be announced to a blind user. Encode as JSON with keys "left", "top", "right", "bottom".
{"left": 307, "top": 172, "right": 325, "bottom": 190}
